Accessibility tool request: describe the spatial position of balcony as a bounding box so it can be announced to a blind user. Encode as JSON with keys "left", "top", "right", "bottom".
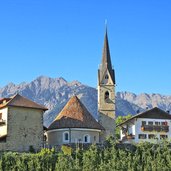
{"left": 141, "top": 125, "right": 169, "bottom": 132}
{"left": 0, "top": 119, "right": 6, "bottom": 126}
{"left": 122, "top": 134, "right": 135, "bottom": 141}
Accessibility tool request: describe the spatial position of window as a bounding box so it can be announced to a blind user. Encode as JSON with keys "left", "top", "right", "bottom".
{"left": 161, "top": 121, "right": 168, "bottom": 126}
{"left": 105, "top": 74, "right": 109, "bottom": 79}
{"left": 104, "top": 91, "right": 109, "bottom": 101}
{"left": 148, "top": 134, "right": 156, "bottom": 139}
{"left": 148, "top": 121, "right": 153, "bottom": 125}
{"left": 155, "top": 122, "right": 160, "bottom": 126}
{"left": 142, "top": 121, "right": 146, "bottom": 126}
{"left": 138, "top": 134, "right": 147, "bottom": 139}
{"left": 63, "top": 132, "right": 69, "bottom": 143}
{"left": 160, "top": 135, "right": 168, "bottom": 139}
{"left": 83, "top": 134, "right": 90, "bottom": 143}
{"left": 0, "top": 136, "right": 6, "bottom": 143}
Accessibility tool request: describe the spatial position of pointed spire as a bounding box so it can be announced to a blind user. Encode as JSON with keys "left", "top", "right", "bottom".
{"left": 99, "top": 26, "right": 115, "bottom": 84}
{"left": 101, "top": 28, "right": 112, "bottom": 70}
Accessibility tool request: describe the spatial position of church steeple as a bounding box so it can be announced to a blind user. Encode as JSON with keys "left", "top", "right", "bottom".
{"left": 98, "top": 28, "right": 116, "bottom": 142}
{"left": 99, "top": 29, "right": 115, "bottom": 85}
{"left": 102, "top": 29, "right": 112, "bottom": 70}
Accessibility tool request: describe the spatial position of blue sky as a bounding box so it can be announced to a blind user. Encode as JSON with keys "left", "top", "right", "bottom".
{"left": 0, "top": 0, "right": 170, "bottom": 95}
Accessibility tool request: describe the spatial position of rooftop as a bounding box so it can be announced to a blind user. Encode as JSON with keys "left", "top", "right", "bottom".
{"left": 0, "top": 94, "right": 48, "bottom": 111}
{"left": 48, "top": 96, "right": 104, "bottom": 130}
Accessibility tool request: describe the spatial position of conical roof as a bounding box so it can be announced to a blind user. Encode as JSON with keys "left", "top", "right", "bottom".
{"left": 48, "top": 96, "right": 104, "bottom": 130}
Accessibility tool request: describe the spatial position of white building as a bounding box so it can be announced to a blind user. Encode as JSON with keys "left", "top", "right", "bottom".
{"left": 117, "top": 107, "right": 171, "bottom": 143}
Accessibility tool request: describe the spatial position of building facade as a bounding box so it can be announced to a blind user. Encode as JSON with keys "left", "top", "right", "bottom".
{"left": 0, "top": 94, "right": 47, "bottom": 152}
{"left": 118, "top": 107, "right": 171, "bottom": 143}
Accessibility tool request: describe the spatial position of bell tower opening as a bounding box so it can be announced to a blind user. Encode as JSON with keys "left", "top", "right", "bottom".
{"left": 104, "top": 91, "right": 109, "bottom": 101}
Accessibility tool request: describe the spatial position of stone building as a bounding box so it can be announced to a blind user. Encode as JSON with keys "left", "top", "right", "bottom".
{"left": 47, "top": 29, "right": 116, "bottom": 146}
{"left": 0, "top": 94, "right": 47, "bottom": 152}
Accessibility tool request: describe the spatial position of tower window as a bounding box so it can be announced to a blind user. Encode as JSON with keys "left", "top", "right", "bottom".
{"left": 105, "top": 74, "right": 109, "bottom": 79}
{"left": 105, "top": 91, "right": 109, "bottom": 101}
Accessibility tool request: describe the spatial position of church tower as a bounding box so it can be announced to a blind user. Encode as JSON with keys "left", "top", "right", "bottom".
{"left": 98, "top": 28, "right": 115, "bottom": 141}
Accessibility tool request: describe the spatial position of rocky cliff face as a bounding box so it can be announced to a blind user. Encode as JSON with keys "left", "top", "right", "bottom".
{"left": 0, "top": 76, "right": 170, "bottom": 126}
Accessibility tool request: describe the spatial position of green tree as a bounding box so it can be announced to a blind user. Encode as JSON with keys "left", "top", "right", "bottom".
{"left": 115, "top": 114, "right": 132, "bottom": 139}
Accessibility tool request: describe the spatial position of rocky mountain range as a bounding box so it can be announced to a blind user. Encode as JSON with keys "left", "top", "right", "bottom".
{"left": 0, "top": 76, "right": 171, "bottom": 127}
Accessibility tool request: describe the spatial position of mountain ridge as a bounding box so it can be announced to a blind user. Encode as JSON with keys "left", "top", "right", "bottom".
{"left": 0, "top": 76, "right": 170, "bottom": 126}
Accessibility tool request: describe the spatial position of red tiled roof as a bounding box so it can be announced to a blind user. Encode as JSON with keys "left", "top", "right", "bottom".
{"left": 48, "top": 96, "right": 104, "bottom": 130}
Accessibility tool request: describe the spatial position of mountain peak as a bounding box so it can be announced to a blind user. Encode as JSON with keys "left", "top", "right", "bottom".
{"left": 0, "top": 76, "right": 171, "bottom": 127}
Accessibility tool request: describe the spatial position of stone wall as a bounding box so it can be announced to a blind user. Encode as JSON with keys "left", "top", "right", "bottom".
{"left": 5, "top": 107, "right": 44, "bottom": 152}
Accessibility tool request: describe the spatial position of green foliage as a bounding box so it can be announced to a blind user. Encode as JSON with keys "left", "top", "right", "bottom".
{"left": 82, "top": 145, "right": 101, "bottom": 171}
{"left": 0, "top": 142, "right": 171, "bottom": 170}
{"left": 115, "top": 114, "right": 132, "bottom": 139}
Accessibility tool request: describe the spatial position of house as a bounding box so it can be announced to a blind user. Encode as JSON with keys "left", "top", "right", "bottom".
{"left": 46, "top": 28, "right": 116, "bottom": 146}
{"left": 0, "top": 94, "right": 47, "bottom": 152}
{"left": 117, "top": 107, "right": 171, "bottom": 143}
{"left": 47, "top": 95, "right": 104, "bottom": 146}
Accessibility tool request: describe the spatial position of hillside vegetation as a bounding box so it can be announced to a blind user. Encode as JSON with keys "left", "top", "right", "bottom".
{"left": 0, "top": 141, "right": 171, "bottom": 171}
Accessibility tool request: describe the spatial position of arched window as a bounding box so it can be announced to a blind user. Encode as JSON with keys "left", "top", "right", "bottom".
{"left": 63, "top": 131, "right": 69, "bottom": 143}
{"left": 104, "top": 91, "right": 109, "bottom": 101}
{"left": 83, "top": 134, "right": 90, "bottom": 143}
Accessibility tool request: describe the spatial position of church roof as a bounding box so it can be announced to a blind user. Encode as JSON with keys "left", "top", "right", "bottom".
{"left": 117, "top": 107, "right": 171, "bottom": 127}
{"left": 0, "top": 94, "right": 48, "bottom": 111}
{"left": 48, "top": 96, "right": 104, "bottom": 130}
{"left": 99, "top": 29, "right": 115, "bottom": 84}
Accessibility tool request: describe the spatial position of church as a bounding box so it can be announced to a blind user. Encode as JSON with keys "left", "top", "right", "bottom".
{"left": 46, "top": 29, "right": 116, "bottom": 146}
